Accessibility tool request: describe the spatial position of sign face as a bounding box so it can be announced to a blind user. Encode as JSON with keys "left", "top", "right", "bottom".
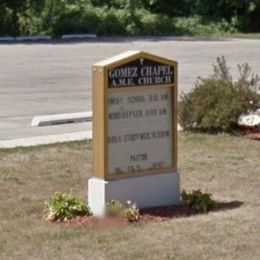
{"left": 108, "top": 86, "right": 172, "bottom": 175}
{"left": 92, "top": 51, "right": 177, "bottom": 180}
{"left": 108, "top": 58, "right": 174, "bottom": 88}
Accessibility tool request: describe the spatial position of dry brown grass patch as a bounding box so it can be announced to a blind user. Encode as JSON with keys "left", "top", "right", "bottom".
{"left": 0, "top": 135, "right": 259, "bottom": 260}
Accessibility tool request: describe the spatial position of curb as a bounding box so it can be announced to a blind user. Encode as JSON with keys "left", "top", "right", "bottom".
{"left": 0, "top": 36, "right": 52, "bottom": 42}
{"left": 61, "top": 34, "right": 96, "bottom": 39}
{"left": 0, "top": 34, "right": 97, "bottom": 42}
{"left": 31, "top": 111, "right": 92, "bottom": 127}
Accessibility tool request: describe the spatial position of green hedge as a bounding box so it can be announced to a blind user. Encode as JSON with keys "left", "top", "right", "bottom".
{"left": 37, "top": 6, "right": 235, "bottom": 37}
{"left": 44, "top": 6, "right": 179, "bottom": 37}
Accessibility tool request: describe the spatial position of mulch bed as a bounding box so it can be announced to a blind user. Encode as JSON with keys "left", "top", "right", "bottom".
{"left": 58, "top": 201, "right": 243, "bottom": 228}
{"left": 245, "top": 132, "right": 260, "bottom": 140}
{"left": 61, "top": 205, "right": 192, "bottom": 228}
{"left": 241, "top": 127, "right": 260, "bottom": 140}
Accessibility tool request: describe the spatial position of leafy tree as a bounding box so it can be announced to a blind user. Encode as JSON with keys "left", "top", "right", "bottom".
{"left": 0, "top": 0, "right": 26, "bottom": 36}
{"left": 0, "top": 0, "right": 260, "bottom": 36}
{"left": 143, "top": 0, "right": 190, "bottom": 16}
{"left": 0, "top": 0, "right": 45, "bottom": 36}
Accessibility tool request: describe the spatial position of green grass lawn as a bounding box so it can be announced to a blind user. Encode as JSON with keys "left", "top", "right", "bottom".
{"left": 0, "top": 133, "right": 259, "bottom": 260}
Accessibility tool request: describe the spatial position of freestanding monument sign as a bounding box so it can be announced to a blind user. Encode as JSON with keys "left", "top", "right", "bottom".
{"left": 88, "top": 51, "right": 179, "bottom": 215}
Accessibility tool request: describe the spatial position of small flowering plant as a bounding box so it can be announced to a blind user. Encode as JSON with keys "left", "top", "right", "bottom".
{"left": 106, "top": 199, "right": 125, "bottom": 217}
{"left": 106, "top": 200, "right": 140, "bottom": 222}
{"left": 44, "top": 192, "right": 91, "bottom": 222}
{"left": 124, "top": 201, "right": 140, "bottom": 222}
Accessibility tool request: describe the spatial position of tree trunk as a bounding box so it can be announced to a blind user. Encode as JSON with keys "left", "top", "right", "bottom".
{"left": 12, "top": 6, "right": 19, "bottom": 37}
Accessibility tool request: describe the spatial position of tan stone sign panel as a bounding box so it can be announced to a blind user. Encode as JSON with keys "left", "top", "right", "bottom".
{"left": 92, "top": 51, "right": 177, "bottom": 180}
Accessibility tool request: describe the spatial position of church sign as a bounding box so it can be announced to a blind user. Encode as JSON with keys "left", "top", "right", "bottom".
{"left": 92, "top": 51, "right": 178, "bottom": 181}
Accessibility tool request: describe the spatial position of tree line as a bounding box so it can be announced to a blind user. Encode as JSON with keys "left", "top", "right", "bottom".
{"left": 0, "top": 0, "right": 259, "bottom": 37}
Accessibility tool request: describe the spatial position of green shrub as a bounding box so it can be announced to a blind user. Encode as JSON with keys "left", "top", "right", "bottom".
{"left": 140, "top": 11, "right": 175, "bottom": 35}
{"left": 51, "top": 6, "right": 100, "bottom": 36}
{"left": 96, "top": 8, "right": 125, "bottom": 35}
{"left": 181, "top": 189, "right": 216, "bottom": 213}
{"left": 179, "top": 57, "right": 260, "bottom": 132}
{"left": 106, "top": 200, "right": 140, "bottom": 222}
{"left": 175, "top": 16, "right": 236, "bottom": 36}
{"left": 44, "top": 192, "right": 91, "bottom": 222}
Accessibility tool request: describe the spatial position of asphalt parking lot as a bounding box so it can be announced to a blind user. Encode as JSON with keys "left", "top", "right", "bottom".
{"left": 0, "top": 37, "right": 259, "bottom": 140}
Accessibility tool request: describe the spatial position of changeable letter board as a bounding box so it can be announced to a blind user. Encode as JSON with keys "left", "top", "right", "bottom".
{"left": 92, "top": 51, "right": 177, "bottom": 180}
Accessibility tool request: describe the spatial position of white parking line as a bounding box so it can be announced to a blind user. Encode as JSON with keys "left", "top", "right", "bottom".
{"left": 31, "top": 111, "right": 92, "bottom": 126}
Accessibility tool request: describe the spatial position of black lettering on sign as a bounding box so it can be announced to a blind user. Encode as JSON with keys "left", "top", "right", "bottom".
{"left": 108, "top": 135, "right": 122, "bottom": 144}
{"left": 108, "top": 97, "right": 123, "bottom": 105}
{"left": 130, "top": 153, "right": 148, "bottom": 162}
{"left": 108, "top": 110, "right": 143, "bottom": 120}
{"left": 123, "top": 131, "right": 170, "bottom": 143}
{"left": 152, "top": 161, "right": 164, "bottom": 169}
{"left": 108, "top": 57, "right": 174, "bottom": 88}
{"left": 128, "top": 165, "right": 142, "bottom": 172}
{"left": 127, "top": 95, "right": 146, "bottom": 103}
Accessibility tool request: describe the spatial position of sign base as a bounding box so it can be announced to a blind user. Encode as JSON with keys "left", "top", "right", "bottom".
{"left": 88, "top": 172, "right": 180, "bottom": 216}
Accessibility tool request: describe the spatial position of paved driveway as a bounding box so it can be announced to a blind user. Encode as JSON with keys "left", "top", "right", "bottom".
{"left": 0, "top": 37, "right": 259, "bottom": 140}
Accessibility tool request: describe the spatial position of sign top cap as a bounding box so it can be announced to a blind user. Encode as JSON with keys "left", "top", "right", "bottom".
{"left": 94, "top": 50, "right": 177, "bottom": 68}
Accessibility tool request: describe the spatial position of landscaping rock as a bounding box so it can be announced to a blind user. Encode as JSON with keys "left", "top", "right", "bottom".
{"left": 238, "top": 112, "right": 260, "bottom": 127}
